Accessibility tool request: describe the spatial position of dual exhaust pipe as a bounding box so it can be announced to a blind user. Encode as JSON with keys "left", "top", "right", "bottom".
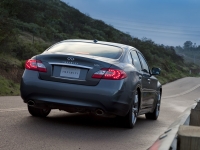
{"left": 27, "top": 100, "right": 105, "bottom": 116}
{"left": 27, "top": 100, "right": 35, "bottom": 106}
{"left": 95, "top": 109, "right": 104, "bottom": 116}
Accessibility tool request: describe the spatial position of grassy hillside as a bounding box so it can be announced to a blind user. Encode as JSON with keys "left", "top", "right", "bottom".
{"left": 0, "top": 75, "right": 20, "bottom": 96}
{"left": 0, "top": 0, "right": 199, "bottom": 95}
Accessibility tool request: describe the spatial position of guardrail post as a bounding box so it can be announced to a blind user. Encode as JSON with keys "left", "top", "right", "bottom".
{"left": 177, "top": 125, "right": 200, "bottom": 150}
{"left": 149, "top": 103, "right": 198, "bottom": 150}
{"left": 190, "top": 101, "right": 200, "bottom": 126}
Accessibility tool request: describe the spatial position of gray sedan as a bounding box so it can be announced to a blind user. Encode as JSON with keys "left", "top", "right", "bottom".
{"left": 20, "top": 39, "right": 162, "bottom": 128}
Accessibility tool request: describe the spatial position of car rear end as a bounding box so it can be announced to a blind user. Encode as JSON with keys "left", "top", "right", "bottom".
{"left": 20, "top": 40, "right": 132, "bottom": 116}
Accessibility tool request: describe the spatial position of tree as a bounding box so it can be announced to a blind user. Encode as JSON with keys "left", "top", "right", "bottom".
{"left": 183, "top": 41, "right": 193, "bottom": 50}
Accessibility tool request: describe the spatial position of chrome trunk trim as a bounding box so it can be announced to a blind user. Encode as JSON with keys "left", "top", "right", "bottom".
{"left": 49, "top": 62, "right": 93, "bottom": 69}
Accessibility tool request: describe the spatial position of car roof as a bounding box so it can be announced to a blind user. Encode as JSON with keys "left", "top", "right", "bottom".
{"left": 60, "top": 39, "right": 138, "bottom": 52}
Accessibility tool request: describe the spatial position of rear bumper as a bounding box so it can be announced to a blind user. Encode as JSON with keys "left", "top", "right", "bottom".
{"left": 20, "top": 70, "right": 133, "bottom": 116}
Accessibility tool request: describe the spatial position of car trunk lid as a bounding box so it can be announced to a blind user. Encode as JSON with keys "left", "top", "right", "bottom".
{"left": 36, "top": 54, "right": 117, "bottom": 86}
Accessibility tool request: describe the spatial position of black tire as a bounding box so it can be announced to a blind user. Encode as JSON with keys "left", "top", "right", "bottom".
{"left": 28, "top": 105, "right": 51, "bottom": 117}
{"left": 124, "top": 92, "right": 139, "bottom": 128}
{"left": 145, "top": 92, "right": 161, "bottom": 120}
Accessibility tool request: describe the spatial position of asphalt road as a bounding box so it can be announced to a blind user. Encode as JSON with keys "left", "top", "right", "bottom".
{"left": 0, "top": 77, "right": 200, "bottom": 150}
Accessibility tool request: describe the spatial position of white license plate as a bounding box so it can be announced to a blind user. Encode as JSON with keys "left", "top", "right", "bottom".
{"left": 60, "top": 67, "right": 81, "bottom": 78}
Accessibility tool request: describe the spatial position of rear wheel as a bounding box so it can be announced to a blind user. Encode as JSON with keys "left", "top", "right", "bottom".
{"left": 145, "top": 92, "right": 161, "bottom": 120}
{"left": 28, "top": 105, "right": 51, "bottom": 117}
{"left": 124, "top": 92, "right": 139, "bottom": 128}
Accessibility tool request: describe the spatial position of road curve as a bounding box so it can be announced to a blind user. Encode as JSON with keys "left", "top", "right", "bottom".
{"left": 0, "top": 77, "right": 200, "bottom": 150}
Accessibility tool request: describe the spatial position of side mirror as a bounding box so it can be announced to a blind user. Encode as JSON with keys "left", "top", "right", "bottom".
{"left": 151, "top": 67, "right": 161, "bottom": 75}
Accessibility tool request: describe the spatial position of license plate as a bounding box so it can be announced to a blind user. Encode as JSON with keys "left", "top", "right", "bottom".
{"left": 60, "top": 67, "right": 80, "bottom": 78}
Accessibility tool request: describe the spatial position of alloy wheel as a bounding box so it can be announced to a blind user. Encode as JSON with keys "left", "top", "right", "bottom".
{"left": 132, "top": 93, "right": 139, "bottom": 125}
{"left": 155, "top": 93, "right": 161, "bottom": 117}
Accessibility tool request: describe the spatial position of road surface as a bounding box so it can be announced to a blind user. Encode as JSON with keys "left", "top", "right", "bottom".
{"left": 0, "top": 77, "right": 200, "bottom": 150}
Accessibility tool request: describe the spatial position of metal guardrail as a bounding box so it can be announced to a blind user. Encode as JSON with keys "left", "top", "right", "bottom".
{"left": 148, "top": 102, "right": 198, "bottom": 150}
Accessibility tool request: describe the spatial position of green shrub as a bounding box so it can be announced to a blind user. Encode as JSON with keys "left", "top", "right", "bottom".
{"left": 0, "top": 75, "right": 20, "bottom": 96}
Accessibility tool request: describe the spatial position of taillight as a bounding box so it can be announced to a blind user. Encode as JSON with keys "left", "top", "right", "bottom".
{"left": 92, "top": 68, "right": 127, "bottom": 80}
{"left": 25, "top": 59, "right": 47, "bottom": 72}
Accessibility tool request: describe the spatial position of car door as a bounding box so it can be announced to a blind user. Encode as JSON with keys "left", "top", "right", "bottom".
{"left": 137, "top": 52, "right": 156, "bottom": 109}
{"left": 129, "top": 50, "right": 143, "bottom": 106}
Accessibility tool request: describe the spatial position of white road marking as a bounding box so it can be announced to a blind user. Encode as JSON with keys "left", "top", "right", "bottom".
{"left": 0, "top": 107, "right": 27, "bottom": 113}
{"left": 163, "top": 84, "right": 200, "bottom": 99}
{"left": 0, "top": 107, "right": 62, "bottom": 113}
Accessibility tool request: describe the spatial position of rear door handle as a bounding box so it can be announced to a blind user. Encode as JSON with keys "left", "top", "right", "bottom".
{"left": 139, "top": 75, "right": 142, "bottom": 80}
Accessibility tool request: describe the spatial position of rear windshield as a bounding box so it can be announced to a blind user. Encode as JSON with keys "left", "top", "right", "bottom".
{"left": 47, "top": 42, "right": 123, "bottom": 59}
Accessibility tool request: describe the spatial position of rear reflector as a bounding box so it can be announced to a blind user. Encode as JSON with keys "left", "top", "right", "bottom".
{"left": 25, "top": 59, "right": 47, "bottom": 72}
{"left": 92, "top": 68, "right": 127, "bottom": 80}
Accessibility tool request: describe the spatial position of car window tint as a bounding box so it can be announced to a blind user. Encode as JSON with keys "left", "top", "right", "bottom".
{"left": 138, "top": 53, "right": 149, "bottom": 73}
{"left": 130, "top": 50, "right": 142, "bottom": 71}
{"left": 47, "top": 42, "right": 122, "bottom": 59}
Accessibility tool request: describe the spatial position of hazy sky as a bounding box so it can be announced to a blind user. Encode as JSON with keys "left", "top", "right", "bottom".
{"left": 62, "top": 0, "right": 200, "bottom": 46}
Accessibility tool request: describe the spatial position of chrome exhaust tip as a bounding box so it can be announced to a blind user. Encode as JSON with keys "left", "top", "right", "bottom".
{"left": 28, "top": 100, "right": 35, "bottom": 106}
{"left": 95, "top": 109, "right": 104, "bottom": 115}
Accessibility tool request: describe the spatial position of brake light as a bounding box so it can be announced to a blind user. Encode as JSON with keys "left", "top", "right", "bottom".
{"left": 92, "top": 68, "right": 127, "bottom": 80}
{"left": 25, "top": 59, "right": 47, "bottom": 72}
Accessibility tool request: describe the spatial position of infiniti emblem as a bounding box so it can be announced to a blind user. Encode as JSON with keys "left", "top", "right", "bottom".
{"left": 67, "top": 57, "right": 74, "bottom": 61}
